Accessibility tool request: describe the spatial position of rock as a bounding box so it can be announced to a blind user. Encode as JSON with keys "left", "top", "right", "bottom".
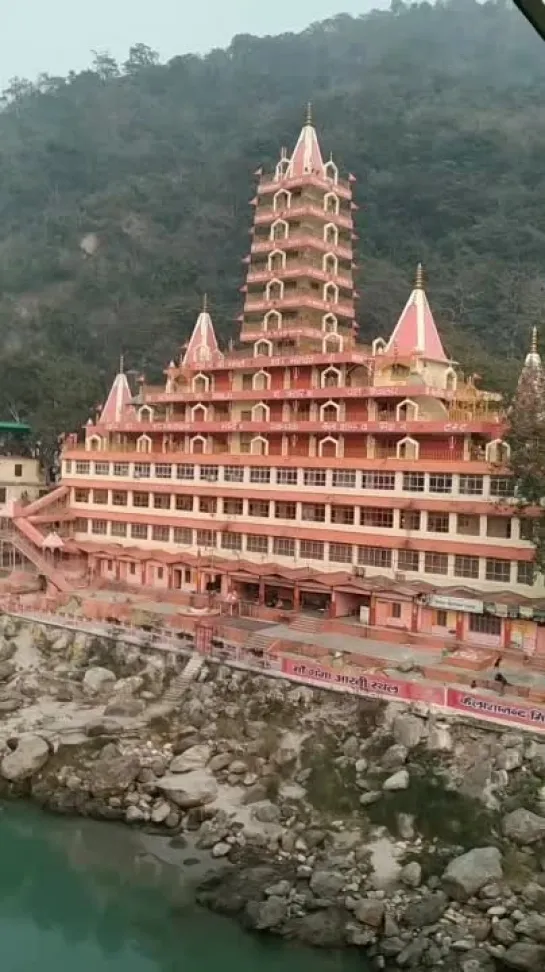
{"left": 402, "top": 891, "right": 448, "bottom": 927}
{"left": 87, "top": 755, "right": 141, "bottom": 796}
{"left": 514, "top": 913, "right": 545, "bottom": 943}
{"left": 155, "top": 770, "right": 218, "bottom": 808}
{"left": 82, "top": 666, "right": 116, "bottom": 696}
{"left": 250, "top": 895, "right": 288, "bottom": 930}
{"left": 84, "top": 718, "right": 123, "bottom": 737}
{"left": 503, "top": 808, "right": 545, "bottom": 844}
{"left": 211, "top": 841, "right": 231, "bottom": 858}
{"left": 531, "top": 745, "right": 545, "bottom": 776}
{"left": 380, "top": 744, "right": 408, "bottom": 769}
{"left": 169, "top": 744, "right": 211, "bottom": 774}
{"left": 442, "top": 847, "right": 503, "bottom": 902}
{"left": 309, "top": 869, "right": 345, "bottom": 900}
{"left": 492, "top": 918, "right": 517, "bottom": 946}
{"left": 427, "top": 723, "right": 453, "bottom": 752}
{"left": 0, "top": 640, "right": 16, "bottom": 662}
{"left": 150, "top": 800, "right": 172, "bottom": 824}
{"left": 502, "top": 942, "right": 545, "bottom": 971}
{"left": 125, "top": 805, "right": 147, "bottom": 823}
{"left": 228, "top": 760, "right": 248, "bottom": 775}
{"left": 382, "top": 769, "right": 409, "bottom": 791}
{"left": 393, "top": 714, "right": 424, "bottom": 749}
{"left": 353, "top": 898, "right": 385, "bottom": 927}
{"left": 400, "top": 861, "right": 422, "bottom": 888}
{"left": 104, "top": 697, "right": 144, "bottom": 717}
{"left": 359, "top": 790, "right": 382, "bottom": 806}
{"left": 0, "top": 660, "right": 16, "bottom": 682}
{"left": 397, "top": 813, "right": 415, "bottom": 840}
{"left": 0, "top": 699, "right": 22, "bottom": 713}
{"left": 208, "top": 752, "right": 232, "bottom": 772}
{"left": 496, "top": 748, "right": 523, "bottom": 772}
{"left": 1, "top": 734, "right": 49, "bottom": 781}
{"left": 252, "top": 801, "right": 280, "bottom": 824}
{"left": 295, "top": 908, "right": 346, "bottom": 948}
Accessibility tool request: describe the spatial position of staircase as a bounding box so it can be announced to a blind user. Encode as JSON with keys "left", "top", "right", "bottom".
{"left": 9, "top": 528, "right": 72, "bottom": 593}
{"left": 288, "top": 615, "right": 323, "bottom": 635}
{"left": 162, "top": 654, "right": 205, "bottom": 707}
{"left": 244, "top": 629, "right": 275, "bottom": 653}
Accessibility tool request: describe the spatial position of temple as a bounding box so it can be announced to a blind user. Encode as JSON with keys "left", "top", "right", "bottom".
{"left": 6, "top": 110, "right": 545, "bottom": 659}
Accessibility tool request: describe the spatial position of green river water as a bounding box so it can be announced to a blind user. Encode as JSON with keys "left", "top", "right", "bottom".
{"left": 0, "top": 803, "right": 367, "bottom": 972}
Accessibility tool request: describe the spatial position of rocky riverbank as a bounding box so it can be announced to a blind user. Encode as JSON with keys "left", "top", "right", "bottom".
{"left": 1, "top": 615, "right": 545, "bottom": 970}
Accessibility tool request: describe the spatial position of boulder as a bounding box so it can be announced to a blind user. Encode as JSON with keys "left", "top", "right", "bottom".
{"left": 496, "top": 748, "right": 523, "bottom": 772}
{"left": 1, "top": 734, "right": 50, "bottom": 781}
{"left": 87, "top": 755, "right": 141, "bottom": 796}
{"left": 252, "top": 801, "right": 281, "bottom": 824}
{"left": 0, "top": 641, "right": 16, "bottom": 662}
{"left": 402, "top": 891, "right": 448, "bottom": 927}
{"left": 0, "top": 660, "right": 16, "bottom": 682}
{"left": 502, "top": 808, "right": 545, "bottom": 844}
{"left": 150, "top": 800, "right": 172, "bottom": 824}
{"left": 211, "top": 841, "right": 231, "bottom": 858}
{"left": 169, "top": 744, "right": 211, "bottom": 774}
{"left": 400, "top": 861, "right": 422, "bottom": 888}
{"left": 309, "top": 869, "right": 345, "bottom": 900}
{"left": 156, "top": 769, "right": 218, "bottom": 808}
{"left": 393, "top": 714, "right": 424, "bottom": 749}
{"left": 104, "top": 698, "right": 144, "bottom": 717}
{"left": 442, "top": 847, "right": 503, "bottom": 902}
{"left": 382, "top": 769, "right": 409, "bottom": 791}
{"left": 502, "top": 943, "right": 545, "bottom": 971}
{"left": 427, "top": 724, "right": 453, "bottom": 752}
{"left": 82, "top": 666, "right": 116, "bottom": 696}
{"left": 208, "top": 752, "right": 232, "bottom": 773}
{"left": 380, "top": 744, "right": 408, "bottom": 769}
{"left": 353, "top": 897, "right": 385, "bottom": 927}
{"left": 249, "top": 897, "right": 288, "bottom": 932}
{"left": 514, "top": 913, "right": 545, "bottom": 943}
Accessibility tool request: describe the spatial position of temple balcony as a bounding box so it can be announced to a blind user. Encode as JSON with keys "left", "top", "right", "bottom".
{"left": 254, "top": 204, "right": 353, "bottom": 230}
{"left": 246, "top": 265, "right": 353, "bottom": 290}
{"left": 243, "top": 295, "right": 354, "bottom": 317}
{"left": 251, "top": 234, "right": 352, "bottom": 261}
{"left": 257, "top": 173, "right": 352, "bottom": 199}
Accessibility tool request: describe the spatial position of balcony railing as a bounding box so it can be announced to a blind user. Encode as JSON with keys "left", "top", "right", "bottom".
{"left": 254, "top": 204, "right": 353, "bottom": 231}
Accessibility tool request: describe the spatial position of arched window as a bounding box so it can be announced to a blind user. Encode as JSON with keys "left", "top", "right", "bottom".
{"left": 323, "top": 252, "right": 338, "bottom": 276}
{"left": 323, "top": 282, "right": 338, "bottom": 304}
{"left": 273, "top": 189, "right": 291, "bottom": 212}
{"left": 266, "top": 278, "right": 284, "bottom": 301}
{"left": 252, "top": 402, "right": 270, "bottom": 423}
{"left": 396, "top": 399, "right": 418, "bottom": 422}
{"left": 271, "top": 219, "right": 289, "bottom": 242}
{"left": 318, "top": 436, "right": 339, "bottom": 458}
{"left": 445, "top": 368, "right": 457, "bottom": 393}
{"left": 324, "top": 223, "right": 338, "bottom": 247}
{"left": 324, "top": 192, "right": 340, "bottom": 215}
{"left": 264, "top": 310, "right": 282, "bottom": 332}
{"left": 397, "top": 437, "right": 419, "bottom": 460}
{"left": 190, "top": 435, "right": 207, "bottom": 455}
{"left": 268, "top": 249, "right": 286, "bottom": 273}
{"left": 323, "top": 333, "right": 343, "bottom": 354}
{"left": 138, "top": 405, "right": 153, "bottom": 423}
{"left": 250, "top": 436, "right": 269, "bottom": 456}
{"left": 320, "top": 400, "right": 340, "bottom": 423}
{"left": 87, "top": 435, "right": 102, "bottom": 452}
{"left": 192, "top": 372, "right": 210, "bottom": 394}
{"left": 322, "top": 313, "right": 338, "bottom": 333}
{"left": 191, "top": 404, "right": 208, "bottom": 421}
{"left": 254, "top": 341, "right": 272, "bottom": 359}
{"left": 321, "top": 366, "right": 341, "bottom": 389}
{"left": 275, "top": 155, "right": 289, "bottom": 180}
{"left": 137, "top": 435, "right": 152, "bottom": 454}
{"left": 486, "top": 439, "right": 510, "bottom": 464}
{"left": 253, "top": 369, "right": 271, "bottom": 390}
{"left": 324, "top": 159, "right": 338, "bottom": 184}
{"left": 372, "top": 338, "right": 386, "bottom": 356}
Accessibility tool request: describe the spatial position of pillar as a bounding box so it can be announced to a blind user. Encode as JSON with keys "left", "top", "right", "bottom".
{"left": 368, "top": 595, "right": 376, "bottom": 627}
{"left": 455, "top": 611, "right": 464, "bottom": 642}
{"left": 502, "top": 618, "right": 512, "bottom": 651}
{"left": 411, "top": 599, "right": 419, "bottom": 633}
{"left": 293, "top": 584, "right": 300, "bottom": 611}
{"left": 258, "top": 579, "right": 265, "bottom": 605}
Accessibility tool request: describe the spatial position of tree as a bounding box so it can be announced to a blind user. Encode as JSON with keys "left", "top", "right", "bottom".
{"left": 123, "top": 44, "right": 159, "bottom": 74}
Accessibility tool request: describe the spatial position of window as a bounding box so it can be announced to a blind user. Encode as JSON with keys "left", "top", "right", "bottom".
{"left": 457, "top": 514, "right": 480, "bottom": 536}
{"left": 358, "top": 546, "right": 392, "bottom": 568}
{"left": 129, "top": 562, "right": 136, "bottom": 575}
{"left": 111, "top": 522, "right": 127, "bottom": 537}
{"left": 92, "top": 489, "right": 109, "bottom": 505}
{"left": 277, "top": 468, "right": 298, "bottom": 486}
{"left": 486, "top": 516, "right": 511, "bottom": 539}
{"left": 113, "top": 463, "right": 129, "bottom": 477}
{"left": 152, "top": 525, "right": 170, "bottom": 542}
{"left": 361, "top": 508, "right": 394, "bottom": 528}
{"left": 300, "top": 540, "right": 324, "bottom": 560}
{"left": 64, "top": 460, "right": 72, "bottom": 474}
{"left": 134, "top": 463, "right": 150, "bottom": 479}
{"left": 173, "top": 527, "right": 192, "bottom": 544}
{"left": 221, "top": 532, "right": 242, "bottom": 551}
{"left": 520, "top": 518, "right": 536, "bottom": 542}
{"left": 249, "top": 500, "right": 270, "bottom": 517}
{"left": 273, "top": 537, "right": 295, "bottom": 557}
{"left": 517, "top": 562, "right": 534, "bottom": 586}
{"left": 435, "top": 610, "right": 448, "bottom": 628}
{"left": 224, "top": 466, "right": 244, "bottom": 483}
{"left": 331, "top": 505, "right": 355, "bottom": 525}
{"left": 301, "top": 503, "right": 326, "bottom": 523}
{"left": 274, "top": 501, "right": 296, "bottom": 520}
{"left": 250, "top": 467, "right": 271, "bottom": 484}
{"left": 196, "top": 529, "right": 216, "bottom": 547}
{"left": 133, "top": 491, "right": 149, "bottom": 507}
{"left": 223, "top": 498, "right": 243, "bottom": 515}
{"left": 246, "top": 535, "right": 269, "bottom": 554}
{"left": 157, "top": 567, "right": 164, "bottom": 580}
{"left": 398, "top": 550, "right": 419, "bottom": 572}
{"left": 391, "top": 603, "right": 402, "bottom": 619}
{"left": 155, "top": 463, "right": 172, "bottom": 479}
{"left": 459, "top": 475, "right": 483, "bottom": 496}
{"left": 469, "top": 613, "right": 501, "bottom": 636}
{"left": 427, "top": 513, "right": 450, "bottom": 534}
{"left": 304, "top": 468, "right": 326, "bottom": 487}
{"left": 485, "top": 558, "right": 511, "bottom": 583}
{"left": 489, "top": 476, "right": 514, "bottom": 498}
{"left": 200, "top": 465, "right": 219, "bottom": 482}
{"left": 177, "top": 464, "right": 195, "bottom": 480}
{"left": 91, "top": 519, "right": 108, "bottom": 535}
{"left": 75, "top": 518, "right": 88, "bottom": 532}
{"left": 424, "top": 552, "right": 448, "bottom": 575}
{"left": 94, "top": 461, "right": 110, "bottom": 475}
{"left": 131, "top": 523, "right": 148, "bottom": 539}
{"left": 154, "top": 494, "right": 171, "bottom": 510}
{"left": 74, "top": 488, "right": 89, "bottom": 503}
{"left": 403, "top": 473, "right": 425, "bottom": 492}
{"left": 332, "top": 469, "right": 356, "bottom": 488}
{"left": 400, "top": 510, "right": 420, "bottom": 531}
{"left": 199, "top": 497, "right": 216, "bottom": 514}
{"left": 112, "top": 491, "right": 127, "bottom": 506}
{"left": 0, "top": 488, "right": 6, "bottom": 503}
{"left": 329, "top": 542, "right": 353, "bottom": 564}
{"left": 362, "top": 472, "right": 395, "bottom": 490}
{"left": 175, "top": 495, "right": 193, "bottom": 512}
{"left": 429, "top": 474, "right": 452, "bottom": 494}
{"left": 454, "top": 555, "right": 479, "bottom": 579}
{"left": 75, "top": 461, "right": 90, "bottom": 474}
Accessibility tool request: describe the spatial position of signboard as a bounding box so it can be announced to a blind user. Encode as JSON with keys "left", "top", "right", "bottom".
{"left": 281, "top": 658, "right": 445, "bottom": 705}
{"left": 447, "top": 688, "right": 545, "bottom": 732}
{"left": 427, "top": 595, "right": 484, "bottom": 615}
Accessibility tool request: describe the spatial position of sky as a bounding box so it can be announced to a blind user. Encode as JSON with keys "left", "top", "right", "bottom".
{"left": 0, "top": 1, "right": 381, "bottom": 87}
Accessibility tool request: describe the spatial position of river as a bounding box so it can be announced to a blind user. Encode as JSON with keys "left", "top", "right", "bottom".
{"left": 0, "top": 803, "right": 367, "bottom": 972}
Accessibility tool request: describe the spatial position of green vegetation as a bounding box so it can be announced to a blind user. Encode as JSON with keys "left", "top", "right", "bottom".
{"left": 0, "top": 3, "right": 543, "bottom": 447}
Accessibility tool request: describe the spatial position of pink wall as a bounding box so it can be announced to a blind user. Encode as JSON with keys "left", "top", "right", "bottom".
{"left": 375, "top": 599, "right": 412, "bottom": 629}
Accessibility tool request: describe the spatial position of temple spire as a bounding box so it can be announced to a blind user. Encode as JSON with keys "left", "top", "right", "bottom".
{"left": 525, "top": 326, "right": 541, "bottom": 369}
{"left": 97, "top": 366, "right": 135, "bottom": 424}
{"left": 385, "top": 265, "right": 447, "bottom": 362}
{"left": 182, "top": 296, "right": 220, "bottom": 367}
{"left": 306, "top": 101, "right": 313, "bottom": 126}
{"left": 287, "top": 102, "right": 324, "bottom": 178}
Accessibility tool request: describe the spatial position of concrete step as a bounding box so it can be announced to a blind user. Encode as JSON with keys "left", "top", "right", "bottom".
{"left": 163, "top": 654, "right": 204, "bottom": 703}
{"left": 289, "top": 616, "right": 322, "bottom": 634}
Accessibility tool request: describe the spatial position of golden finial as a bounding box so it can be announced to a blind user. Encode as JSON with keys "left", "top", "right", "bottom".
{"left": 202, "top": 293, "right": 208, "bottom": 313}
{"left": 305, "top": 102, "right": 313, "bottom": 126}
{"left": 119, "top": 353, "right": 124, "bottom": 374}
{"left": 415, "top": 262, "right": 424, "bottom": 289}
{"left": 531, "top": 325, "right": 538, "bottom": 355}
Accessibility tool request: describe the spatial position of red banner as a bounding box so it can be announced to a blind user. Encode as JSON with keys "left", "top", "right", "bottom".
{"left": 447, "top": 688, "right": 545, "bottom": 732}
{"left": 281, "top": 658, "right": 445, "bottom": 705}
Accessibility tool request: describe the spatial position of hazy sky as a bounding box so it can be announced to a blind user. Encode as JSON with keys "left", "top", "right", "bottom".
{"left": 1, "top": 1, "right": 375, "bottom": 87}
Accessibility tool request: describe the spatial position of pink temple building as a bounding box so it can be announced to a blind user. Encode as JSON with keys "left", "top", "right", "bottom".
{"left": 8, "top": 109, "right": 545, "bottom": 659}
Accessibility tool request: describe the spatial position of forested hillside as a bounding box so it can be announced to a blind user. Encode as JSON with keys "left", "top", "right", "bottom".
{"left": 0, "top": 0, "right": 544, "bottom": 442}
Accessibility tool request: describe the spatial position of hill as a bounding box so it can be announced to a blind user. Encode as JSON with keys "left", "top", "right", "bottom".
{"left": 0, "top": 0, "right": 544, "bottom": 444}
